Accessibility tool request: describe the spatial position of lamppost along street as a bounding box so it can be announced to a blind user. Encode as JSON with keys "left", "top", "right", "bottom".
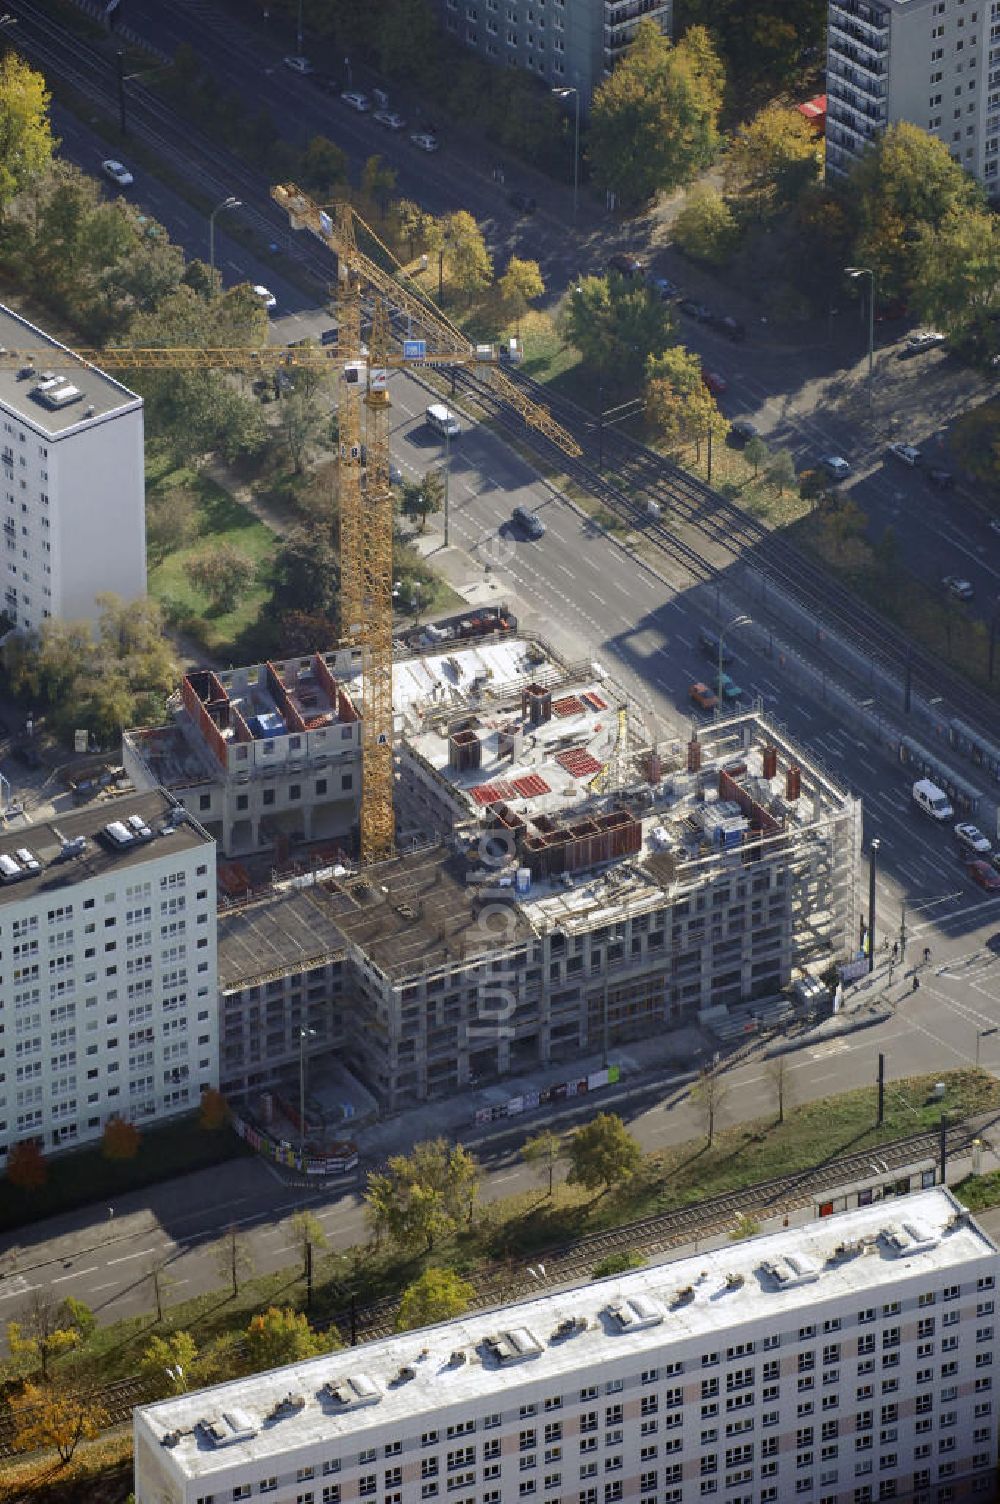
{"left": 868, "top": 835, "right": 880, "bottom": 974}
{"left": 551, "top": 83, "right": 581, "bottom": 224}
{"left": 718, "top": 615, "right": 751, "bottom": 712}
{"left": 298, "top": 1025, "right": 317, "bottom": 1169}
{"left": 845, "top": 266, "right": 876, "bottom": 413}
{"left": 209, "top": 195, "right": 241, "bottom": 274}
{"left": 977, "top": 1027, "right": 998, "bottom": 1067}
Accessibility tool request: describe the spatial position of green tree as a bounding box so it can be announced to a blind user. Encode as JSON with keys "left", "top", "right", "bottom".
{"left": 589, "top": 21, "right": 724, "bottom": 209}
{"left": 566, "top": 1112, "right": 642, "bottom": 1195}
{"left": 365, "top": 1138, "right": 480, "bottom": 1252}
{"left": 289, "top": 1210, "right": 328, "bottom": 1281}
{"left": 374, "top": 0, "right": 439, "bottom": 78}
{"left": 521, "top": 1128, "right": 564, "bottom": 1197}
{"left": 674, "top": 0, "right": 825, "bottom": 97}
{"left": 6, "top": 1294, "right": 94, "bottom": 1381}
{"left": 764, "top": 447, "right": 797, "bottom": 495}
{"left": 10, "top": 1380, "right": 107, "bottom": 1464}
{"left": 280, "top": 390, "right": 325, "bottom": 474}
{"left": 0, "top": 53, "right": 55, "bottom": 212}
{"left": 298, "top": 135, "right": 349, "bottom": 197}
{"left": 186, "top": 542, "right": 257, "bottom": 612}
{"left": 563, "top": 275, "right": 675, "bottom": 388}
{"left": 691, "top": 1069, "right": 728, "bottom": 1147}
{"left": 724, "top": 103, "right": 821, "bottom": 219}
{"left": 395, "top": 1267, "right": 475, "bottom": 1331}
{"left": 645, "top": 346, "right": 727, "bottom": 458}
{"left": 912, "top": 204, "right": 1000, "bottom": 343}
{"left": 672, "top": 187, "right": 740, "bottom": 265}
{"left": 744, "top": 435, "right": 770, "bottom": 476}
{"left": 401, "top": 469, "right": 444, "bottom": 533}
{"left": 498, "top": 256, "right": 544, "bottom": 334}
{"left": 245, "top": 1307, "right": 331, "bottom": 1371}
{"left": 272, "top": 521, "right": 340, "bottom": 618}
{"left": 146, "top": 483, "right": 199, "bottom": 564}
{"left": 360, "top": 154, "right": 398, "bottom": 219}
{"left": 850, "top": 121, "right": 982, "bottom": 301}
{"left": 214, "top": 1225, "right": 254, "bottom": 1298}
{"left": 139, "top": 1331, "right": 198, "bottom": 1397}
{"left": 442, "top": 209, "right": 493, "bottom": 301}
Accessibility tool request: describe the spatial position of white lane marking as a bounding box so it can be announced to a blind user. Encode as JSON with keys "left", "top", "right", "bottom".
{"left": 52, "top": 1266, "right": 98, "bottom": 1284}
{"left": 107, "top": 1247, "right": 166, "bottom": 1266}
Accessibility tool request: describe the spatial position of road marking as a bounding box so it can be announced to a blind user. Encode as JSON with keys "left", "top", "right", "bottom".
{"left": 592, "top": 593, "right": 607, "bottom": 606}
{"left": 107, "top": 1247, "right": 164, "bottom": 1266}
{"left": 90, "top": 1281, "right": 117, "bottom": 1293}
{"left": 810, "top": 1040, "right": 850, "bottom": 1059}
{"left": 52, "top": 1266, "right": 98, "bottom": 1284}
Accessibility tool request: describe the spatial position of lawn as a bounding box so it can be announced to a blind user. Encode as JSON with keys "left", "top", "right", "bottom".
{"left": 955, "top": 1168, "right": 1000, "bottom": 1213}
{"left": 145, "top": 454, "right": 278, "bottom": 656}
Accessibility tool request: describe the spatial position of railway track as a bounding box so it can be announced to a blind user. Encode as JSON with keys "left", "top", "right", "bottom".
{"left": 0, "top": 1117, "right": 981, "bottom": 1455}
{"left": 464, "top": 364, "right": 1000, "bottom": 746}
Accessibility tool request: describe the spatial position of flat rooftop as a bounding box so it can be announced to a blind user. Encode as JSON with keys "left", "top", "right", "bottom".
{"left": 0, "top": 303, "right": 141, "bottom": 433}
{"left": 217, "top": 887, "right": 347, "bottom": 991}
{"left": 318, "top": 842, "right": 534, "bottom": 977}
{"left": 136, "top": 1189, "right": 994, "bottom": 1482}
{"left": 0, "top": 789, "right": 211, "bottom": 906}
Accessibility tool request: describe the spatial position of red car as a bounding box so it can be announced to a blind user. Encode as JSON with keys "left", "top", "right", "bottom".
{"left": 968, "top": 859, "right": 1000, "bottom": 892}
{"left": 689, "top": 681, "right": 719, "bottom": 711}
{"left": 702, "top": 368, "right": 728, "bottom": 396}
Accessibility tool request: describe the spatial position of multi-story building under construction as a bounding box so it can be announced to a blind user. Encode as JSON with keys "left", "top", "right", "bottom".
{"left": 215, "top": 633, "right": 862, "bottom": 1112}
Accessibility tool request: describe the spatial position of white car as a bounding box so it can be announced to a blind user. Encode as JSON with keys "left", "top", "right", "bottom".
{"left": 410, "top": 131, "right": 439, "bottom": 152}
{"left": 943, "top": 575, "right": 974, "bottom": 601}
{"left": 888, "top": 442, "right": 922, "bottom": 467}
{"left": 102, "top": 159, "right": 134, "bottom": 188}
{"left": 252, "top": 285, "right": 277, "bottom": 311}
{"left": 990, "top": 518, "right": 1000, "bottom": 536}
{"left": 374, "top": 109, "right": 406, "bottom": 130}
{"left": 282, "top": 55, "right": 313, "bottom": 74}
{"left": 955, "top": 821, "right": 992, "bottom": 856}
{"left": 819, "top": 454, "right": 851, "bottom": 481}
{"left": 341, "top": 90, "right": 371, "bottom": 112}
{"left": 907, "top": 330, "right": 946, "bottom": 351}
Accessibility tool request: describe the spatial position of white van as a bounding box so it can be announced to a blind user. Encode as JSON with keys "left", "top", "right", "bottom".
{"left": 426, "top": 403, "right": 461, "bottom": 439}
{"left": 912, "top": 778, "right": 953, "bottom": 821}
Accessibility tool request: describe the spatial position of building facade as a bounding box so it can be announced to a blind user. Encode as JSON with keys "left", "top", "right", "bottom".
{"left": 0, "top": 790, "right": 218, "bottom": 1165}
{"left": 124, "top": 655, "right": 364, "bottom": 858}
{"left": 826, "top": 0, "right": 1000, "bottom": 190}
{"left": 134, "top": 1188, "right": 999, "bottom": 1504}
{"left": 432, "top": 0, "right": 672, "bottom": 107}
{"left": 0, "top": 303, "right": 145, "bottom": 632}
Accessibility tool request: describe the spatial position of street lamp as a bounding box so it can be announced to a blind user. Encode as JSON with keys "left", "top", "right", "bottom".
{"left": 868, "top": 836, "right": 880, "bottom": 975}
{"left": 845, "top": 266, "right": 876, "bottom": 413}
{"left": 298, "top": 1025, "right": 317, "bottom": 1169}
{"left": 209, "top": 195, "right": 241, "bottom": 275}
{"left": 717, "top": 615, "right": 751, "bottom": 712}
{"left": 551, "top": 84, "right": 581, "bottom": 224}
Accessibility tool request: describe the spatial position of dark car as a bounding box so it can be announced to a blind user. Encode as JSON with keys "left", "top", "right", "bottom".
{"left": 678, "top": 298, "right": 713, "bottom": 322}
{"left": 699, "top": 628, "right": 734, "bottom": 665}
{"left": 508, "top": 191, "right": 537, "bottom": 214}
{"left": 729, "top": 419, "right": 759, "bottom": 445}
{"left": 926, "top": 467, "right": 954, "bottom": 490}
{"left": 512, "top": 504, "right": 545, "bottom": 539}
{"left": 709, "top": 313, "right": 746, "bottom": 343}
{"left": 608, "top": 252, "right": 644, "bottom": 278}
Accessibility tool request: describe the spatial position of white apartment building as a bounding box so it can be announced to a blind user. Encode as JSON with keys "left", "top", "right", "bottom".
{"left": 0, "top": 303, "right": 145, "bottom": 631}
{"left": 0, "top": 789, "right": 218, "bottom": 1165}
{"left": 826, "top": 0, "right": 1000, "bottom": 190}
{"left": 134, "top": 1188, "right": 998, "bottom": 1504}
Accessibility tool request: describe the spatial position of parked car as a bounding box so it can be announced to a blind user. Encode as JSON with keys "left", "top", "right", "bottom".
{"left": 729, "top": 419, "right": 758, "bottom": 445}
{"left": 709, "top": 313, "right": 746, "bottom": 343}
{"left": 283, "top": 55, "right": 313, "bottom": 73}
{"left": 955, "top": 821, "right": 992, "bottom": 856}
{"left": 968, "top": 859, "right": 1000, "bottom": 892}
{"left": 943, "top": 575, "right": 974, "bottom": 601}
{"left": 508, "top": 190, "right": 537, "bottom": 214}
{"left": 906, "top": 330, "right": 946, "bottom": 351}
{"left": 926, "top": 468, "right": 954, "bottom": 490}
{"left": 678, "top": 298, "right": 713, "bottom": 322}
{"left": 701, "top": 368, "right": 728, "bottom": 395}
{"left": 252, "top": 285, "right": 277, "bottom": 311}
{"left": 374, "top": 109, "right": 406, "bottom": 130}
{"left": 102, "top": 159, "right": 134, "bottom": 187}
{"left": 698, "top": 628, "right": 734, "bottom": 664}
{"left": 512, "top": 505, "right": 545, "bottom": 539}
{"left": 341, "top": 90, "right": 371, "bottom": 111}
{"left": 990, "top": 517, "right": 1000, "bottom": 535}
{"left": 607, "top": 252, "right": 644, "bottom": 277}
{"left": 718, "top": 672, "right": 743, "bottom": 701}
{"left": 410, "top": 131, "right": 439, "bottom": 151}
{"left": 689, "top": 681, "right": 719, "bottom": 712}
{"left": 819, "top": 454, "right": 851, "bottom": 481}
{"left": 888, "top": 442, "right": 922, "bottom": 467}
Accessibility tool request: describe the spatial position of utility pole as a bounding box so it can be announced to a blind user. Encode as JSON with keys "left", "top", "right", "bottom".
{"left": 877, "top": 1051, "right": 885, "bottom": 1127}
{"left": 868, "top": 836, "right": 880, "bottom": 974}
{"left": 117, "top": 49, "right": 127, "bottom": 136}
{"left": 706, "top": 425, "right": 713, "bottom": 486}
{"left": 939, "top": 1112, "right": 949, "bottom": 1184}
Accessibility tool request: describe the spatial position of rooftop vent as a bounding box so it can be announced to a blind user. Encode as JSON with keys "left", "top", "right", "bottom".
{"left": 607, "top": 1295, "right": 665, "bottom": 1332}
{"left": 882, "top": 1221, "right": 941, "bottom": 1256}
{"left": 551, "top": 1315, "right": 588, "bottom": 1341}
{"left": 160, "top": 1429, "right": 181, "bottom": 1449}
{"left": 762, "top": 1252, "right": 820, "bottom": 1290}
{"left": 104, "top": 820, "right": 134, "bottom": 848}
{"left": 482, "top": 1327, "right": 543, "bottom": 1365}
{"left": 267, "top": 1392, "right": 306, "bottom": 1421}
{"left": 14, "top": 847, "right": 40, "bottom": 872}
{"left": 31, "top": 377, "right": 83, "bottom": 410}
{"left": 198, "top": 1409, "right": 257, "bottom": 1447}
{"left": 59, "top": 835, "right": 87, "bottom": 860}
{"left": 320, "top": 1374, "right": 381, "bottom": 1409}
{"left": 0, "top": 852, "right": 25, "bottom": 883}
{"left": 127, "top": 812, "right": 154, "bottom": 839}
{"left": 390, "top": 1365, "right": 416, "bottom": 1386}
